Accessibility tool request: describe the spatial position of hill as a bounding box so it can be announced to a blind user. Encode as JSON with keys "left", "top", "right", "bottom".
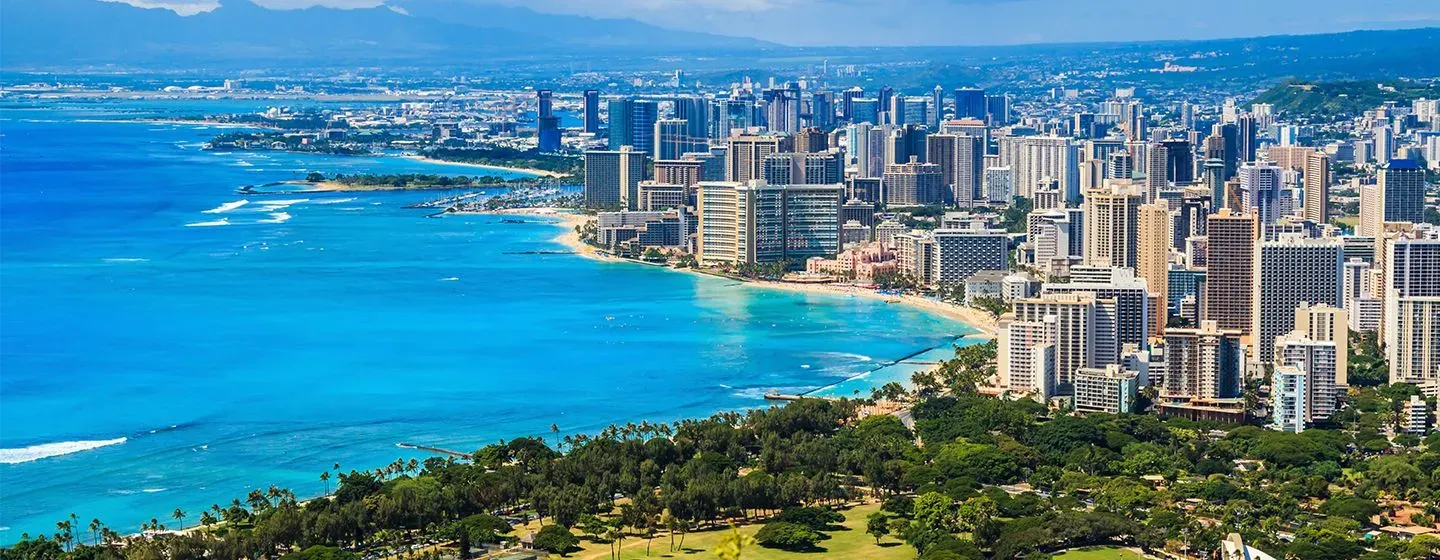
{"left": 1251, "top": 79, "right": 1440, "bottom": 117}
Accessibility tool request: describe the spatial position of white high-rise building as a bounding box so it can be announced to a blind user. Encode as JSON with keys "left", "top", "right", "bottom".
{"left": 998, "top": 316, "right": 1058, "bottom": 400}
{"left": 1386, "top": 239, "right": 1440, "bottom": 391}
{"left": 1012, "top": 292, "right": 1106, "bottom": 392}
{"left": 1271, "top": 364, "right": 1308, "bottom": 433}
{"left": 1275, "top": 331, "right": 1341, "bottom": 424}
{"left": 1082, "top": 183, "right": 1143, "bottom": 269}
{"left": 1239, "top": 162, "right": 1285, "bottom": 224}
{"left": 1252, "top": 236, "right": 1344, "bottom": 364}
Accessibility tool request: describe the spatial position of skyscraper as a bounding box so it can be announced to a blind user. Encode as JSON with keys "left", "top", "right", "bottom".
{"left": 653, "top": 119, "right": 692, "bottom": 160}
{"left": 582, "top": 89, "right": 601, "bottom": 134}
{"left": 1082, "top": 183, "right": 1143, "bottom": 269}
{"left": 954, "top": 87, "right": 986, "bottom": 120}
{"left": 584, "top": 146, "right": 648, "bottom": 210}
{"left": 1136, "top": 203, "right": 1172, "bottom": 334}
{"left": 1252, "top": 236, "right": 1344, "bottom": 363}
{"left": 696, "top": 180, "right": 842, "bottom": 266}
{"left": 1302, "top": 152, "right": 1331, "bottom": 224}
{"left": 1163, "top": 320, "right": 1245, "bottom": 402}
{"left": 883, "top": 157, "right": 946, "bottom": 206}
{"left": 1386, "top": 239, "right": 1440, "bottom": 388}
{"left": 1204, "top": 209, "right": 1257, "bottom": 335}
{"left": 535, "top": 89, "right": 561, "bottom": 151}
{"left": 726, "top": 135, "right": 792, "bottom": 183}
{"left": 607, "top": 99, "right": 658, "bottom": 154}
{"left": 1238, "top": 162, "right": 1285, "bottom": 224}
{"left": 953, "top": 134, "right": 985, "bottom": 208}
{"left": 1378, "top": 159, "right": 1427, "bottom": 225}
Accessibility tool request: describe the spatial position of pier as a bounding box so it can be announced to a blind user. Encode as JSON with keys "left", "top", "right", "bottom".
{"left": 396, "top": 442, "right": 472, "bottom": 459}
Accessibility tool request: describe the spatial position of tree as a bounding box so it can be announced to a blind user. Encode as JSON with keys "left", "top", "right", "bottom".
{"left": 305, "top": 172, "right": 327, "bottom": 183}
{"left": 970, "top": 295, "right": 1009, "bottom": 320}
{"left": 754, "top": 522, "right": 822, "bottom": 551}
{"left": 171, "top": 508, "right": 186, "bottom": 528}
{"left": 867, "top": 513, "right": 891, "bottom": 544}
{"left": 280, "top": 546, "right": 358, "bottom": 560}
{"left": 532, "top": 525, "right": 579, "bottom": 556}
{"left": 913, "top": 492, "right": 959, "bottom": 534}
{"left": 714, "top": 526, "right": 757, "bottom": 560}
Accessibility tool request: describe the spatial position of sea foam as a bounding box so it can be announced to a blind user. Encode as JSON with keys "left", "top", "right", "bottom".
{"left": 258, "top": 212, "right": 292, "bottom": 224}
{"left": 0, "top": 437, "right": 127, "bottom": 464}
{"left": 185, "top": 218, "right": 230, "bottom": 227}
{"left": 203, "top": 200, "right": 249, "bottom": 214}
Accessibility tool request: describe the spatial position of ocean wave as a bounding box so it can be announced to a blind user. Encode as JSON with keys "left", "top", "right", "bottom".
{"left": 257, "top": 199, "right": 310, "bottom": 209}
{"left": 0, "top": 437, "right": 127, "bottom": 464}
{"left": 203, "top": 200, "right": 249, "bottom": 214}
{"left": 312, "top": 198, "right": 357, "bottom": 205}
{"left": 185, "top": 218, "right": 230, "bottom": 227}
{"left": 232, "top": 160, "right": 254, "bottom": 167}
{"left": 258, "top": 212, "right": 292, "bottom": 224}
{"left": 439, "top": 277, "right": 459, "bottom": 281}
{"left": 102, "top": 257, "right": 150, "bottom": 263}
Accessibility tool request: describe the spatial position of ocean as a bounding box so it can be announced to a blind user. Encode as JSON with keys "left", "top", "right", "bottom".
{"left": 0, "top": 99, "right": 976, "bottom": 541}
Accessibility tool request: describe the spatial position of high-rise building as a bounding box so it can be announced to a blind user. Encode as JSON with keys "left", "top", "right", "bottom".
{"left": 1012, "top": 292, "right": 1107, "bottom": 391}
{"left": 673, "top": 96, "right": 710, "bottom": 144}
{"left": 608, "top": 99, "right": 658, "bottom": 154}
{"left": 794, "top": 127, "right": 829, "bottom": 153}
{"left": 1163, "top": 320, "right": 1245, "bottom": 402}
{"left": 1145, "top": 144, "right": 1169, "bottom": 202}
{"left": 1252, "top": 236, "right": 1343, "bottom": 363}
{"left": 1074, "top": 364, "right": 1140, "bottom": 414}
{"left": 885, "top": 124, "right": 928, "bottom": 167}
{"left": 1386, "top": 239, "right": 1440, "bottom": 389}
{"left": 762, "top": 151, "right": 844, "bottom": 186}
{"left": 1238, "top": 162, "right": 1285, "bottom": 224}
{"left": 984, "top": 166, "right": 1014, "bottom": 203}
{"left": 954, "top": 87, "right": 986, "bottom": 120}
{"left": 1082, "top": 183, "right": 1143, "bottom": 269}
{"left": 1374, "top": 159, "right": 1428, "bottom": 228}
{"left": 726, "top": 135, "right": 792, "bottom": 183}
{"left": 998, "top": 316, "right": 1058, "bottom": 400}
{"left": 1204, "top": 209, "right": 1258, "bottom": 335}
{"left": 1302, "top": 152, "right": 1331, "bottom": 224}
{"left": 952, "top": 134, "right": 985, "bottom": 208}
{"left": 1016, "top": 136, "right": 1080, "bottom": 202}
{"left": 653, "top": 119, "right": 693, "bottom": 160}
{"left": 584, "top": 146, "right": 648, "bottom": 209}
{"left": 1271, "top": 364, "right": 1308, "bottom": 433}
{"left": 925, "top": 134, "right": 957, "bottom": 200}
{"left": 1136, "top": 203, "right": 1171, "bottom": 334}
{"left": 810, "top": 91, "right": 835, "bottom": 130}
{"left": 1044, "top": 267, "right": 1151, "bottom": 365}
{"left": 582, "top": 89, "right": 601, "bottom": 134}
{"left": 654, "top": 159, "right": 705, "bottom": 187}
{"left": 1161, "top": 139, "right": 1195, "bottom": 184}
{"left": 535, "top": 89, "right": 561, "bottom": 151}
{"left": 883, "top": 157, "right": 946, "bottom": 206}
{"left": 933, "top": 229, "right": 1008, "bottom": 285}
{"left": 695, "top": 180, "right": 843, "bottom": 266}
{"left": 1275, "top": 331, "right": 1341, "bottom": 424}
{"left": 1294, "top": 302, "right": 1350, "bottom": 387}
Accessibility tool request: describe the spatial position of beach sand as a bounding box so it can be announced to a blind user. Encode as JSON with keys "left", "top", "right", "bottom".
{"left": 508, "top": 211, "right": 1000, "bottom": 336}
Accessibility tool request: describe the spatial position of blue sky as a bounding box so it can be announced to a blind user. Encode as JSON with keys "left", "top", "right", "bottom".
{"left": 107, "top": 0, "right": 1440, "bottom": 46}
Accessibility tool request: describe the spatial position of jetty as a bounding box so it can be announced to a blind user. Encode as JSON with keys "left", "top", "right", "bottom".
{"left": 396, "top": 442, "right": 472, "bottom": 459}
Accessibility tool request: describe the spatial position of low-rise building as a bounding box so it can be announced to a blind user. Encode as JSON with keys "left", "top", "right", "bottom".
{"left": 1073, "top": 364, "right": 1139, "bottom": 414}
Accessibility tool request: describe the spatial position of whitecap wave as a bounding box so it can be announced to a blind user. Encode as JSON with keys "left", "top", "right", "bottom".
{"left": 185, "top": 218, "right": 230, "bottom": 227}
{"left": 312, "top": 198, "right": 357, "bottom": 205}
{"left": 232, "top": 160, "right": 254, "bottom": 167}
{"left": 203, "top": 200, "right": 249, "bottom": 214}
{"left": 439, "top": 277, "right": 459, "bottom": 281}
{"left": 257, "top": 199, "right": 309, "bottom": 209}
{"left": 102, "top": 257, "right": 150, "bottom": 263}
{"left": 258, "top": 212, "right": 292, "bottom": 224}
{"left": 0, "top": 437, "right": 127, "bottom": 464}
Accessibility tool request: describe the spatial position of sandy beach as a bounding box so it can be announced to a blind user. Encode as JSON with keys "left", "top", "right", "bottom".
{"left": 510, "top": 211, "right": 999, "bottom": 336}
{"left": 403, "top": 155, "right": 568, "bottom": 178}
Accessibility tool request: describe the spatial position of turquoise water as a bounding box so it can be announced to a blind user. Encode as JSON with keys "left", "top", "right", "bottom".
{"left": 0, "top": 101, "right": 973, "bottom": 540}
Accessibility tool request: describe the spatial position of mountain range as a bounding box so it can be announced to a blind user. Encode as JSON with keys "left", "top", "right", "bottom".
{"left": 0, "top": 0, "right": 773, "bottom": 68}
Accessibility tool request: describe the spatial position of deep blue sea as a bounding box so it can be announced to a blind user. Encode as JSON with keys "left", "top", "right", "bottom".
{"left": 0, "top": 99, "right": 975, "bottom": 541}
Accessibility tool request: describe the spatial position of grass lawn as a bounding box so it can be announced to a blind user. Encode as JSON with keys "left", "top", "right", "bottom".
{"left": 1051, "top": 546, "right": 1146, "bottom": 560}
{"left": 550, "top": 503, "right": 915, "bottom": 560}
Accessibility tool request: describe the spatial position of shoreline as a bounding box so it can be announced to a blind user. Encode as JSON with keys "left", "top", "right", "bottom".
{"left": 402, "top": 155, "right": 568, "bottom": 178}
{"left": 503, "top": 208, "right": 999, "bottom": 337}
{"left": 263, "top": 180, "right": 506, "bottom": 193}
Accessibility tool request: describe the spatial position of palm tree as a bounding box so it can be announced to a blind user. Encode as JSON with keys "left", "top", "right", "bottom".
{"left": 320, "top": 471, "right": 332, "bottom": 494}
{"left": 200, "top": 512, "right": 218, "bottom": 526}
{"left": 550, "top": 423, "right": 561, "bottom": 447}
{"left": 172, "top": 508, "right": 186, "bottom": 528}
{"left": 88, "top": 519, "right": 104, "bottom": 546}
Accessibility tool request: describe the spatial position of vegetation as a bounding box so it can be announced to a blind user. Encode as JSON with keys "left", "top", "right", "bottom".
{"left": 9, "top": 338, "right": 1440, "bottom": 560}
{"left": 1251, "top": 80, "right": 1440, "bottom": 118}
{"left": 324, "top": 173, "right": 521, "bottom": 188}
{"left": 421, "top": 147, "right": 583, "bottom": 180}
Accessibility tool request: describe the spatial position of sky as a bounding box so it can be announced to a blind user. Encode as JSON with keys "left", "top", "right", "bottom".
{"left": 105, "top": 0, "right": 1440, "bottom": 46}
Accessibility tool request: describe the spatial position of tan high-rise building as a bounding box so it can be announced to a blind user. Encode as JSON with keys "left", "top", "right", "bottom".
{"left": 1204, "top": 209, "right": 1258, "bottom": 336}
{"left": 654, "top": 159, "right": 704, "bottom": 187}
{"left": 1083, "top": 182, "right": 1143, "bottom": 269}
{"left": 1294, "top": 302, "right": 1349, "bottom": 386}
{"left": 1136, "top": 203, "right": 1171, "bottom": 335}
{"left": 1302, "top": 152, "right": 1331, "bottom": 224}
{"left": 726, "top": 135, "right": 791, "bottom": 183}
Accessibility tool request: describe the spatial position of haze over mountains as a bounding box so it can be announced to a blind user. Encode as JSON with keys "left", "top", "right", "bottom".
{"left": 0, "top": 0, "right": 771, "bottom": 67}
